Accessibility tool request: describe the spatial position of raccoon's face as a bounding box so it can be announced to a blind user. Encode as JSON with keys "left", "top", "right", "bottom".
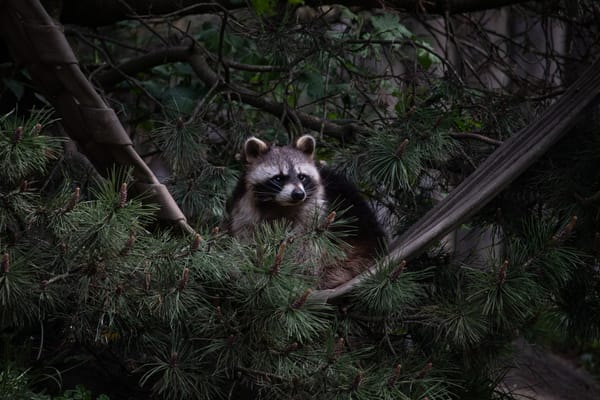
{"left": 243, "top": 135, "right": 321, "bottom": 207}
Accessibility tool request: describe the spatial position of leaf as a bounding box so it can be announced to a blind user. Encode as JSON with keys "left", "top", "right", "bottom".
{"left": 301, "top": 71, "right": 325, "bottom": 100}
{"left": 416, "top": 41, "right": 441, "bottom": 69}
{"left": 251, "top": 0, "right": 277, "bottom": 16}
{"left": 337, "top": 5, "right": 360, "bottom": 25}
{"left": 370, "top": 14, "right": 412, "bottom": 41}
{"left": 252, "top": 0, "right": 304, "bottom": 15}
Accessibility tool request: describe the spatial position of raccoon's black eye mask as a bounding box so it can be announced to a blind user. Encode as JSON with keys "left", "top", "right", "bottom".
{"left": 269, "top": 173, "right": 310, "bottom": 185}
{"left": 270, "top": 174, "right": 287, "bottom": 184}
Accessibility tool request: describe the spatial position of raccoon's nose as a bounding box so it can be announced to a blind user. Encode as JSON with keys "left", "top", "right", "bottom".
{"left": 291, "top": 189, "right": 306, "bottom": 201}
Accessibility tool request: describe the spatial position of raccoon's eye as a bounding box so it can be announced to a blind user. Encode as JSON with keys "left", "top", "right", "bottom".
{"left": 271, "top": 175, "right": 285, "bottom": 184}
{"left": 298, "top": 174, "right": 307, "bottom": 182}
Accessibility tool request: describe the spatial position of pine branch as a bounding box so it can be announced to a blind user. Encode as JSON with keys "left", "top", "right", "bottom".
{"left": 311, "top": 55, "right": 600, "bottom": 302}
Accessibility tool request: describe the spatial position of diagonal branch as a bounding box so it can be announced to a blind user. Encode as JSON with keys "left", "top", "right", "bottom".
{"left": 310, "top": 55, "right": 600, "bottom": 302}
{"left": 0, "top": 0, "right": 193, "bottom": 233}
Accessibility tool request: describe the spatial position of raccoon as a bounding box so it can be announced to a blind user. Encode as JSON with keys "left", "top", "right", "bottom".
{"left": 227, "top": 134, "right": 386, "bottom": 289}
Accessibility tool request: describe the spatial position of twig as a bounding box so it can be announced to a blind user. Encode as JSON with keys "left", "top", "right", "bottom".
{"left": 222, "top": 58, "right": 287, "bottom": 72}
{"left": 217, "top": 11, "right": 228, "bottom": 78}
{"left": 449, "top": 132, "right": 503, "bottom": 146}
{"left": 64, "top": 27, "right": 148, "bottom": 53}
{"left": 186, "top": 80, "right": 220, "bottom": 125}
{"left": 115, "top": 0, "right": 170, "bottom": 46}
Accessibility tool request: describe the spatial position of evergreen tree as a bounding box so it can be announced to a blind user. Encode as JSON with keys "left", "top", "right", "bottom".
{"left": 1, "top": 94, "right": 598, "bottom": 400}
{"left": 1, "top": 1, "right": 600, "bottom": 399}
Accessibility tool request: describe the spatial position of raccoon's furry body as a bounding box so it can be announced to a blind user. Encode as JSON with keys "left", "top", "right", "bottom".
{"left": 227, "top": 135, "right": 386, "bottom": 289}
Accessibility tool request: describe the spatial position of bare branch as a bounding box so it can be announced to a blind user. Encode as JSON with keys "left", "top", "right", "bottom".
{"left": 95, "top": 45, "right": 367, "bottom": 139}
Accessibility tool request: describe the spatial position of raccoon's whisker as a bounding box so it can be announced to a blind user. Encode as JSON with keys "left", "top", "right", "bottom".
{"left": 253, "top": 190, "right": 278, "bottom": 196}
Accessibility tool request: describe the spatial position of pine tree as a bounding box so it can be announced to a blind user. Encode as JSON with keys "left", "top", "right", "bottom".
{"left": 2, "top": 1, "right": 600, "bottom": 399}
{"left": 2, "top": 84, "right": 599, "bottom": 400}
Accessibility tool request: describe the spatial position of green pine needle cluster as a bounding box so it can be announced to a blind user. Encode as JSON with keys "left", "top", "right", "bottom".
{"left": 0, "top": 109, "right": 62, "bottom": 185}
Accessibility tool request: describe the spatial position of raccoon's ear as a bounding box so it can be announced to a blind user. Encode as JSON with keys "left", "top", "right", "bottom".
{"left": 244, "top": 137, "right": 269, "bottom": 162}
{"left": 294, "top": 135, "right": 316, "bottom": 159}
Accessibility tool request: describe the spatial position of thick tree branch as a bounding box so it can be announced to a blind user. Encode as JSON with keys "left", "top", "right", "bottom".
{"left": 0, "top": 0, "right": 193, "bottom": 233}
{"left": 94, "top": 46, "right": 193, "bottom": 87}
{"left": 58, "top": 0, "right": 539, "bottom": 27}
{"left": 310, "top": 55, "right": 600, "bottom": 303}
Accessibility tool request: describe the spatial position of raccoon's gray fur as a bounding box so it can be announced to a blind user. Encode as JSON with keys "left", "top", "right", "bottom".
{"left": 227, "top": 135, "right": 386, "bottom": 289}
